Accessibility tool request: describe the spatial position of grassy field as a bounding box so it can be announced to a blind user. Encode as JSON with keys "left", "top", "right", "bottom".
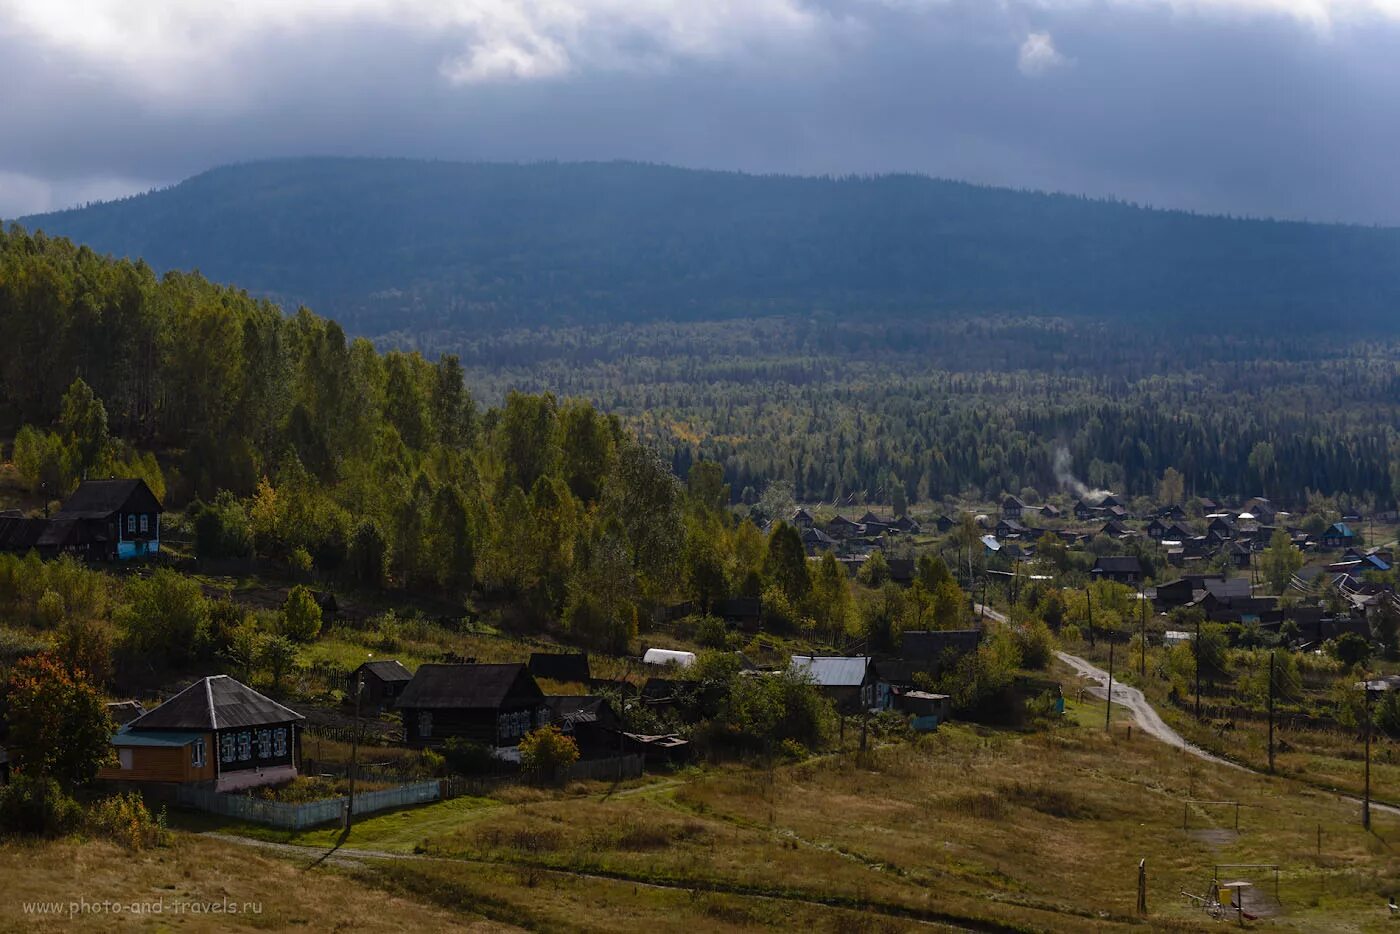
{"left": 148, "top": 701, "right": 1400, "bottom": 933}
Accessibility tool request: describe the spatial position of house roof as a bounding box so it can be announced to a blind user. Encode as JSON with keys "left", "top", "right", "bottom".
{"left": 54, "top": 478, "right": 162, "bottom": 519}
{"left": 902, "top": 629, "right": 982, "bottom": 660}
{"left": 111, "top": 729, "right": 208, "bottom": 748}
{"left": 1328, "top": 522, "right": 1355, "bottom": 537}
{"left": 1092, "top": 556, "right": 1143, "bottom": 574}
{"left": 528, "top": 652, "right": 591, "bottom": 683}
{"left": 355, "top": 659, "right": 413, "bottom": 683}
{"left": 396, "top": 663, "right": 541, "bottom": 710}
{"left": 128, "top": 676, "right": 303, "bottom": 731}
{"left": 790, "top": 656, "right": 870, "bottom": 687}
{"left": 545, "top": 695, "right": 616, "bottom": 727}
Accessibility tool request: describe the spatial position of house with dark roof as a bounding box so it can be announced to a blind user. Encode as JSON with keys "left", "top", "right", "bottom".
{"left": 790, "top": 508, "right": 815, "bottom": 529}
{"left": 933, "top": 515, "right": 955, "bottom": 533}
{"left": 800, "top": 526, "right": 838, "bottom": 554}
{"left": 97, "top": 675, "right": 303, "bottom": 791}
{"left": 900, "top": 629, "right": 983, "bottom": 673}
{"left": 528, "top": 652, "right": 592, "bottom": 685}
{"left": 1155, "top": 504, "right": 1188, "bottom": 521}
{"left": 397, "top": 664, "right": 549, "bottom": 754}
{"left": 544, "top": 695, "right": 622, "bottom": 758}
{"left": 1002, "top": 496, "right": 1025, "bottom": 520}
{"left": 349, "top": 659, "right": 413, "bottom": 711}
{"left": 1091, "top": 556, "right": 1144, "bottom": 584}
{"left": 54, "top": 478, "right": 163, "bottom": 560}
{"left": 827, "top": 515, "right": 864, "bottom": 539}
{"left": 1037, "top": 503, "right": 1062, "bottom": 520}
{"left": 1074, "top": 499, "right": 1100, "bottom": 521}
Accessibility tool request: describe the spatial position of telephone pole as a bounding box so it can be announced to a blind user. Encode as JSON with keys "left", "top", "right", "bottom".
{"left": 1267, "top": 651, "right": 1276, "bottom": 774}
{"left": 1194, "top": 615, "right": 1202, "bottom": 720}
{"left": 1139, "top": 593, "right": 1147, "bottom": 678}
{"left": 1086, "top": 585, "right": 1096, "bottom": 647}
{"left": 1105, "top": 638, "right": 1115, "bottom": 731}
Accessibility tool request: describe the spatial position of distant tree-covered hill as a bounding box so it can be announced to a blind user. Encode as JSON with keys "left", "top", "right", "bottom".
{"left": 16, "top": 158, "right": 1400, "bottom": 335}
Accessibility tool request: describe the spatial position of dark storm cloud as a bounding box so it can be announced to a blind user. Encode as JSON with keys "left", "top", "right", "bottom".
{"left": 1, "top": 0, "right": 1398, "bottom": 224}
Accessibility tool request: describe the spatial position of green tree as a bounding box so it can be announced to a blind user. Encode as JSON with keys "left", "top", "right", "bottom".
{"left": 57, "top": 377, "right": 109, "bottom": 478}
{"left": 279, "top": 585, "right": 323, "bottom": 642}
{"left": 260, "top": 634, "right": 299, "bottom": 690}
{"left": 12, "top": 424, "right": 72, "bottom": 497}
{"left": 858, "top": 550, "right": 891, "bottom": 588}
{"left": 810, "top": 551, "right": 855, "bottom": 641}
{"left": 1259, "top": 528, "right": 1303, "bottom": 594}
{"left": 1329, "top": 632, "right": 1373, "bottom": 669}
{"left": 116, "top": 568, "right": 211, "bottom": 666}
{"left": 763, "top": 521, "right": 810, "bottom": 604}
{"left": 1157, "top": 467, "right": 1185, "bottom": 506}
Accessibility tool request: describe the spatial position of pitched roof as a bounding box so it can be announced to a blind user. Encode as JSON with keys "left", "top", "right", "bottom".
{"left": 528, "top": 652, "right": 591, "bottom": 683}
{"left": 545, "top": 695, "right": 617, "bottom": 728}
{"left": 789, "top": 655, "right": 871, "bottom": 687}
{"left": 902, "top": 629, "right": 982, "bottom": 660}
{"left": 129, "top": 675, "right": 303, "bottom": 731}
{"left": 396, "top": 663, "right": 542, "bottom": 710}
{"left": 1092, "top": 556, "right": 1143, "bottom": 574}
{"left": 356, "top": 659, "right": 413, "bottom": 683}
{"left": 55, "top": 478, "right": 162, "bottom": 519}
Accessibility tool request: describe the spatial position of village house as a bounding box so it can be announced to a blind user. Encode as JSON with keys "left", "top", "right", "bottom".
{"left": 348, "top": 659, "right": 413, "bottom": 712}
{"left": 1322, "top": 522, "right": 1357, "bottom": 549}
{"left": 0, "top": 478, "right": 163, "bottom": 561}
{"left": 397, "top": 664, "right": 550, "bottom": 756}
{"left": 933, "top": 515, "right": 955, "bottom": 533}
{"left": 1090, "top": 555, "right": 1144, "bottom": 584}
{"left": 543, "top": 695, "right": 623, "bottom": 758}
{"left": 789, "top": 656, "right": 884, "bottom": 712}
{"left": 901, "top": 629, "right": 983, "bottom": 675}
{"left": 1074, "top": 499, "right": 1100, "bottom": 521}
{"left": 98, "top": 675, "right": 303, "bottom": 792}
{"left": 790, "top": 508, "right": 815, "bottom": 530}
{"left": 892, "top": 690, "right": 951, "bottom": 732}
{"left": 826, "top": 515, "right": 864, "bottom": 539}
{"left": 1002, "top": 496, "right": 1026, "bottom": 521}
{"left": 1038, "top": 503, "right": 1062, "bottom": 520}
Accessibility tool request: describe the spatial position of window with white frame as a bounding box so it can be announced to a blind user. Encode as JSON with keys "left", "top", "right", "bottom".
{"left": 273, "top": 728, "right": 288, "bottom": 757}
{"left": 256, "top": 729, "right": 272, "bottom": 759}
{"left": 191, "top": 738, "right": 206, "bottom": 768}
{"left": 220, "top": 733, "right": 237, "bottom": 763}
{"left": 237, "top": 731, "right": 252, "bottom": 760}
{"left": 127, "top": 514, "right": 136, "bottom": 533}
{"left": 140, "top": 514, "right": 149, "bottom": 533}
{"left": 418, "top": 711, "right": 432, "bottom": 739}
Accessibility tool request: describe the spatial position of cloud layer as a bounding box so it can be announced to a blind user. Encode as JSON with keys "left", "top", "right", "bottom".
{"left": 2, "top": 0, "right": 1399, "bottom": 223}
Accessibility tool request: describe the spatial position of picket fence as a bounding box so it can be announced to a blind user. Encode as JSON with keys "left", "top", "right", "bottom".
{"left": 176, "top": 780, "right": 440, "bottom": 831}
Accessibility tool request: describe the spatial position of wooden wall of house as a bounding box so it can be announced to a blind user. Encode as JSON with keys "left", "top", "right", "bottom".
{"left": 97, "top": 739, "right": 216, "bottom": 784}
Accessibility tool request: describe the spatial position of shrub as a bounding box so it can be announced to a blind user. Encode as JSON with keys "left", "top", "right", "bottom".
{"left": 0, "top": 774, "right": 83, "bottom": 836}
{"left": 86, "top": 793, "right": 169, "bottom": 850}
{"left": 1013, "top": 618, "right": 1057, "bottom": 669}
{"left": 693, "top": 614, "right": 731, "bottom": 649}
{"left": 279, "top": 585, "right": 323, "bottom": 642}
{"left": 442, "top": 737, "right": 499, "bottom": 776}
{"left": 1329, "top": 632, "right": 1373, "bottom": 669}
{"left": 519, "top": 725, "right": 580, "bottom": 779}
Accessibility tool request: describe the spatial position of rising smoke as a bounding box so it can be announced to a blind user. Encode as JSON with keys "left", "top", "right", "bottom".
{"left": 1053, "top": 447, "right": 1110, "bottom": 503}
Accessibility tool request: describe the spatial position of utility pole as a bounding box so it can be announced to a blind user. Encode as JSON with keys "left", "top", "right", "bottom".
{"left": 1194, "top": 615, "right": 1202, "bottom": 721}
{"left": 346, "top": 672, "right": 364, "bottom": 831}
{"left": 1267, "top": 651, "right": 1276, "bottom": 774}
{"left": 1139, "top": 593, "right": 1147, "bottom": 678}
{"left": 1106, "top": 638, "right": 1115, "bottom": 731}
{"left": 1363, "top": 682, "right": 1373, "bottom": 831}
{"left": 1086, "top": 585, "right": 1096, "bottom": 647}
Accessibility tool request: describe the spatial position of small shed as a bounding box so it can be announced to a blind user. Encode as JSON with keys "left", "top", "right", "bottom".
{"left": 350, "top": 659, "right": 413, "bottom": 710}
{"left": 893, "top": 691, "right": 951, "bottom": 731}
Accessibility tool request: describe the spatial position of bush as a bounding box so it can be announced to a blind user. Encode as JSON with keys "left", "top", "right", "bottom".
{"left": 1329, "top": 632, "right": 1373, "bottom": 669}
{"left": 279, "top": 585, "right": 323, "bottom": 642}
{"left": 443, "top": 737, "right": 499, "bottom": 776}
{"left": 1013, "top": 619, "right": 1057, "bottom": 669}
{"left": 191, "top": 491, "right": 254, "bottom": 560}
{"left": 519, "top": 725, "right": 580, "bottom": 779}
{"left": 692, "top": 614, "right": 731, "bottom": 649}
{"left": 0, "top": 774, "right": 83, "bottom": 836}
{"left": 86, "top": 793, "right": 169, "bottom": 850}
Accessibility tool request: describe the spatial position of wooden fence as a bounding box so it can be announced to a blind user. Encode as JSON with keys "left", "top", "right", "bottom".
{"left": 175, "top": 780, "right": 441, "bottom": 831}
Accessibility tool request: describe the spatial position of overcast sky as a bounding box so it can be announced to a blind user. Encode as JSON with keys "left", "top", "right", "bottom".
{"left": 2, "top": 0, "right": 1399, "bottom": 224}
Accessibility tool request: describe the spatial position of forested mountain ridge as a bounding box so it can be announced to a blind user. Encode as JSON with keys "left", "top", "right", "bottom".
{"left": 16, "top": 158, "right": 1400, "bottom": 335}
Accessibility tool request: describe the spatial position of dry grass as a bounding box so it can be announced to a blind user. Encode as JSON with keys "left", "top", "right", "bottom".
{"left": 0, "top": 835, "right": 506, "bottom": 932}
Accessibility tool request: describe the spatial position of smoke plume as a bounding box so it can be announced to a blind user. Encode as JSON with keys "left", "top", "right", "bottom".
{"left": 1053, "top": 447, "right": 1110, "bottom": 503}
